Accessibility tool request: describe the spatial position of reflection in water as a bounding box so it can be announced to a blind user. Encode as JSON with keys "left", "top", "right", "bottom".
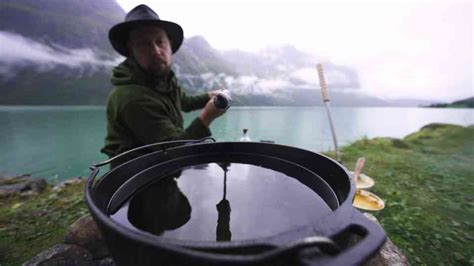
{"left": 128, "top": 175, "right": 191, "bottom": 236}
{"left": 111, "top": 163, "right": 332, "bottom": 242}
{"left": 216, "top": 164, "right": 231, "bottom": 241}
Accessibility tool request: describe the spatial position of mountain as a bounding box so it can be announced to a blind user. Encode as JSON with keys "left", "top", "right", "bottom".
{"left": 0, "top": 0, "right": 123, "bottom": 104}
{"left": 173, "top": 36, "right": 383, "bottom": 106}
{"left": 0, "top": 0, "right": 122, "bottom": 53}
{"left": 173, "top": 36, "right": 238, "bottom": 76}
{"left": 0, "top": 0, "right": 426, "bottom": 106}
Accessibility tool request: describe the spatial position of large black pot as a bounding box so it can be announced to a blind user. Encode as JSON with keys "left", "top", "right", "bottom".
{"left": 86, "top": 139, "right": 386, "bottom": 265}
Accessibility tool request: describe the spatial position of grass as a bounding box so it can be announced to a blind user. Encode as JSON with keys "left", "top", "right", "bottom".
{"left": 0, "top": 182, "right": 89, "bottom": 265}
{"left": 338, "top": 123, "right": 474, "bottom": 265}
{"left": 0, "top": 123, "right": 472, "bottom": 265}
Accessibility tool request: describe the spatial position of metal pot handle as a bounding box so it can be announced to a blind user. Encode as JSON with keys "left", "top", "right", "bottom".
{"left": 184, "top": 235, "right": 340, "bottom": 264}
{"left": 306, "top": 208, "right": 386, "bottom": 266}
{"left": 182, "top": 209, "right": 385, "bottom": 265}
{"left": 88, "top": 137, "right": 215, "bottom": 184}
{"left": 201, "top": 208, "right": 385, "bottom": 265}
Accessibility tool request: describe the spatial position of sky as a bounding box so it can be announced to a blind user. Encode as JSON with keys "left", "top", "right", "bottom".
{"left": 116, "top": 0, "right": 473, "bottom": 101}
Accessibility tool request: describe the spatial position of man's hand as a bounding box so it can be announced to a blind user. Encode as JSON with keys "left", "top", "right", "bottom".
{"left": 199, "top": 98, "right": 226, "bottom": 127}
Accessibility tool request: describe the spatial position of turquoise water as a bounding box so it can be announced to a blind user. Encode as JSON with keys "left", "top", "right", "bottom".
{"left": 0, "top": 106, "right": 472, "bottom": 181}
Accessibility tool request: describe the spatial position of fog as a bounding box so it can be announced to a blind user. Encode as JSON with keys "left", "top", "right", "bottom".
{"left": 117, "top": 0, "right": 472, "bottom": 101}
{"left": 0, "top": 31, "right": 122, "bottom": 78}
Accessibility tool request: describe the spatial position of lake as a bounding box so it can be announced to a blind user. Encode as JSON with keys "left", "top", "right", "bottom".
{"left": 0, "top": 106, "right": 472, "bottom": 182}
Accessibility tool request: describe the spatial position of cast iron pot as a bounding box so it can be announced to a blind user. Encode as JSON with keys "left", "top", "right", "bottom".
{"left": 86, "top": 139, "right": 386, "bottom": 265}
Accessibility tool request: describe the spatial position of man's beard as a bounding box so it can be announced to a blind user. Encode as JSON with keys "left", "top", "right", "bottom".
{"left": 145, "top": 63, "right": 171, "bottom": 78}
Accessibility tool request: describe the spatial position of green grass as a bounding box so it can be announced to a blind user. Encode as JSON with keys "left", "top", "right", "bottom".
{"left": 338, "top": 123, "right": 474, "bottom": 265}
{"left": 0, "top": 182, "right": 89, "bottom": 265}
{"left": 0, "top": 123, "right": 472, "bottom": 265}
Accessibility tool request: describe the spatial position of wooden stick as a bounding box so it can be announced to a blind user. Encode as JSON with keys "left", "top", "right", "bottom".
{"left": 317, "top": 63, "right": 340, "bottom": 162}
{"left": 317, "top": 64, "right": 330, "bottom": 102}
{"left": 353, "top": 157, "right": 366, "bottom": 184}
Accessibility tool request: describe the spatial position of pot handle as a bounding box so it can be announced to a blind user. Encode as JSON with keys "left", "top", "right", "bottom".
{"left": 306, "top": 208, "right": 387, "bottom": 266}
{"left": 183, "top": 236, "right": 340, "bottom": 264}
{"left": 179, "top": 209, "right": 385, "bottom": 265}
{"left": 88, "top": 137, "right": 216, "bottom": 184}
{"left": 92, "top": 137, "right": 215, "bottom": 168}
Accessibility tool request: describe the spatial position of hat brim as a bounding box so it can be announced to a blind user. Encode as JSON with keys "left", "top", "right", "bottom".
{"left": 109, "top": 19, "right": 183, "bottom": 56}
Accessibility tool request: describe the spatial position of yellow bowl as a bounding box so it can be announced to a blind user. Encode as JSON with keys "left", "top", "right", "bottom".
{"left": 353, "top": 190, "right": 385, "bottom": 211}
{"left": 350, "top": 171, "right": 375, "bottom": 189}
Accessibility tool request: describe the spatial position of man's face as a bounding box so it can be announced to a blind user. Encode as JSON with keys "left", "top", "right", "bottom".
{"left": 127, "top": 26, "right": 172, "bottom": 75}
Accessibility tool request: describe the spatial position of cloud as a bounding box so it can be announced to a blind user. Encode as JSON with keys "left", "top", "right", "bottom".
{"left": 179, "top": 66, "right": 362, "bottom": 97}
{"left": 236, "top": 76, "right": 258, "bottom": 86}
{"left": 289, "top": 68, "right": 318, "bottom": 85}
{"left": 0, "top": 31, "right": 122, "bottom": 76}
{"left": 119, "top": 1, "right": 472, "bottom": 101}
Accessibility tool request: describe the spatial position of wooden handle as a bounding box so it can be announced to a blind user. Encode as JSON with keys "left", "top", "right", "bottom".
{"left": 353, "top": 157, "right": 366, "bottom": 184}
{"left": 317, "top": 64, "right": 330, "bottom": 102}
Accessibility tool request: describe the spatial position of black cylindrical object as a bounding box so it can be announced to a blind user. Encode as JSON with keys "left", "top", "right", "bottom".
{"left": 86, "top": 141, "right": 386, "bottom": 266}
{"left": 213, "top": 89, "right": 232, "bottom": 110}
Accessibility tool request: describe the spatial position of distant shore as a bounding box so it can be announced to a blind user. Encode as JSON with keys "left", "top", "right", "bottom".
{"left": 424, "top": 96, "right": 474, "bottom": 108}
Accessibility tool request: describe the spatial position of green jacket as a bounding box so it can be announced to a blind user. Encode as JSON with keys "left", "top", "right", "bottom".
{"left": 101, "top": 59, "right": 210, "bottom": 162}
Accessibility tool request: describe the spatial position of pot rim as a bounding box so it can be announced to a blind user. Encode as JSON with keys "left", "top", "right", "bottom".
{"left": 85, "top": 141, "right": 384, "bottom": 265}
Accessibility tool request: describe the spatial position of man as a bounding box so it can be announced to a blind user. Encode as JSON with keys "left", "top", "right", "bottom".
{"left": 101, "top": 4, "right": 226, "bottom": 168}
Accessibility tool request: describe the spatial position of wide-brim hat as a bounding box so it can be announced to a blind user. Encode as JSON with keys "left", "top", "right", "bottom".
{"left": 109, "top": 4, "right": 183, "bottom": 56}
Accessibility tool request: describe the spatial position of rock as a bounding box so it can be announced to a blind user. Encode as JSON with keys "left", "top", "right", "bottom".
{"left": 64, "top": 214, "right": 109, "bottom": 259}
{"left": 52, "top": 177, "right": 84, "bottom": 192}
{"left": 364, "top": 213, "right": 409, "bottom": 266}
{"left": 23, "top": 244, "right": 93, "bottom": 266}
{"left": 0, "top": 175, "right": 47, "bottom": 198}
{"left": 62, "top": 177, "right": 84, "bottom": 186}
{"left": 95, "top": 257, "right": 115, "bottom": 266}
{"left": 29, "top": 179, "right": 47, "bottom": 192}
{"left": 0, "top": 174, "right": 31, "bottom": 185}
{"left": 20, "top": 190, "right": 40, "bottom": 198}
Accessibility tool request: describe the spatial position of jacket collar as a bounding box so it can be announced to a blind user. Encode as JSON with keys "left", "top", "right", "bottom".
{"left": 125, "top": 58, "right": 175, "bottom": 93}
